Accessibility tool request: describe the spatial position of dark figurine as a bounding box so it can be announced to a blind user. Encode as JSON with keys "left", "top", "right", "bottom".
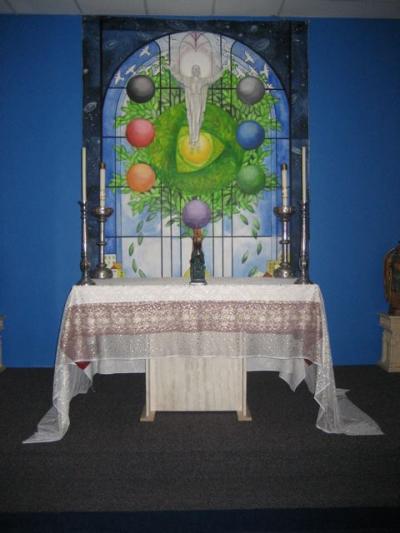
{"left": 190, "top": 228, "right": 207, "bottom": 284}
{"left": 384, "top": 242, "right": 400, "bottom": 316}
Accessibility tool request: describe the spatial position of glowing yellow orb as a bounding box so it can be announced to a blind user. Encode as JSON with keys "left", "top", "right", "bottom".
{"left": 178, "top": 132, "right": 213, "bottom": 166}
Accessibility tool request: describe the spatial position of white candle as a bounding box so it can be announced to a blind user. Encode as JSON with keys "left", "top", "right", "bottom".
{"left": 100, "top": 162, "right": 106, "bottom": 208}
{"left": 81, "top": 147, "right": 87, "bottom": 203}
{"left": 302, "top": 146, "right": 307, "bottom": 203}
{"left": 281, "top": 163, "right": 288, "bottom": 207}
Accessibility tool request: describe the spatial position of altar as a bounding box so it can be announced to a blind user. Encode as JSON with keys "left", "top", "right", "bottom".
{"left": 24, "top": 278, "right": 382, "bottom": 443}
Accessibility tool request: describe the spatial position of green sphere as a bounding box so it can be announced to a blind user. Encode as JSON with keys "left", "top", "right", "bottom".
{"left": 237, "top": 165, "right": 265, "bottom": 194}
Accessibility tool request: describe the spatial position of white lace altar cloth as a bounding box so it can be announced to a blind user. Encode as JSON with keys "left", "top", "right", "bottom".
{"left": 24, "top": 278, "right": 382, "bottom": 443}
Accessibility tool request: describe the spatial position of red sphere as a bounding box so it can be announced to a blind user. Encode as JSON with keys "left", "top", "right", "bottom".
{"left": 126, "top": 119, "right": 155, "bottom": 148}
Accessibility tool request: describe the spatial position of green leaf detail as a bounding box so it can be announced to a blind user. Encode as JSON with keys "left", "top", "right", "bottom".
{"left": 241, "top": 251, "right": 249, "bottom": 264}
{"left": 131, "top": 258, "right": 138, "bottom": 273}
{"left": 257, "top": 242, "right": 262, "bottom": 255}
{"left": 136, "top": 220, "right": 144, "bottom": 233}
{"left": 109, "top": 173, "right": 127, "bottom": 191}
{"left": 138, "top": 234, "right": 144, "bottom": 245}
{"left": 240, "top": 214, "right": 249, "bottom": 225}
{"left": 248, "top": 266, "right": 259, "bottom": 277}
{"left": 138, "top": 269, "right": 146, "bottom": 278}
{"left": 165, "top": 218, "right": 174, "bottom": 227}
{"left": 115, "top": 145, "right": 131, "bottom": 161}
{"left": 128, "top": 242, "right": 135, "bottom": 256}
{"left": 146, "top": 212, "right": 157, "bottom": 222}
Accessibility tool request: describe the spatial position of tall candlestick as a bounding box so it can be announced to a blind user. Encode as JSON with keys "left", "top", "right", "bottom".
{"left": 273, "top": 205, "right": 295, "bottom": 279}
{"left": 99, "top": 162, "right": 106, "bottom": 209}
{"left": 281, "top": 163, "right": 288, "bottom": 207}
{"left": 301, "top": 146, "right": 307, "bottom": 203}
{"left": 81, "top": 147, "right": 87, "bottom": 203}
{"left": 92, "top": 206, "right": 113, "bottom": 279}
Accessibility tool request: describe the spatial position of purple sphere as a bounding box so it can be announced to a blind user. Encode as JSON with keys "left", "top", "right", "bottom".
{"left": 182, "top": 200, "right": 211, "bottom": 229}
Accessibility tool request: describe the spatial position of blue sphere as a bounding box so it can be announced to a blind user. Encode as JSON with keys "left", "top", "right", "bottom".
{"left": 236, "top": 121, "right": 265, "bottom": 150}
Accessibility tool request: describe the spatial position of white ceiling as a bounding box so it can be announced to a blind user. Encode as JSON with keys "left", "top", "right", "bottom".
{"left": 0, "top": 0, "right": 399, "bottom": 18}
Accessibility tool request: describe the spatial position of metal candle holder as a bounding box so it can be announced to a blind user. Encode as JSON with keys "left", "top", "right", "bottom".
{"left": 273, "top": 205, "right": 295, "bottom": 278}
{"left": 92, "top": 206, "right": 113, "bottom": 279}
{"left": 295, "top": 202, "right": 313, "bottom": 284}
{"left": 77, "top": 201, "right": 95, "bottom": 286}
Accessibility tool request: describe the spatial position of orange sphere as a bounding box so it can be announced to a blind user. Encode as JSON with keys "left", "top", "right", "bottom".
{"left": 126, "top": 163, "right": 156, "bottom": 192}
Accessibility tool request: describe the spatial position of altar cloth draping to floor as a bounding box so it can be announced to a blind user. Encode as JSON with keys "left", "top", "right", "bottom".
{"left": 24, "top": 278, "right": 382, "bottom": 443}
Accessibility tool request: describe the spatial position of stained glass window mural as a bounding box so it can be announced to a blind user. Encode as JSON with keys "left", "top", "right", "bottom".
{"left": 83, "top": 19, "right": 308, "bottom": 278}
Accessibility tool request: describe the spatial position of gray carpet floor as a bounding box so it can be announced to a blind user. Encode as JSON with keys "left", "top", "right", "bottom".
{"left": 0, "top": 366, "right": 399, "bottom": 513}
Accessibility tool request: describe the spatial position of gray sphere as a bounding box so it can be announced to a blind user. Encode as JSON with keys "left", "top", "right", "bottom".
{"left": 126, "top": 75, "right": 155, "bottom": 103}
{"left": 236, "top": 76, "right": 265, "bottom": 105}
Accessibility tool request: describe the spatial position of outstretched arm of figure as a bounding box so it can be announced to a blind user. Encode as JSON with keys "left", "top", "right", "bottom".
{"left": 166, "top": 60, "right": 186, "bottom": 84}
{"left": 208, "top": 67, "right": 225, "bottom": 85}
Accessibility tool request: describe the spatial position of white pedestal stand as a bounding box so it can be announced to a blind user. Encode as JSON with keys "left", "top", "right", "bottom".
{"left": 140, "top": 357, "right": 251, "bottom": 422}
{"left": 379, "top": 313, "right": 400, "bottom": 372}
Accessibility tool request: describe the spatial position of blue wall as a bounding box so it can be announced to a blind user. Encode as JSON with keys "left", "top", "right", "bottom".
{"left": 309, "top": 19, "right": 400, "bottom": 364}
{"left": 0, "top": 16, "right": 399, "bottom": 366}
{"left": 0, "top": 16, "right": 82, "bottom": 366}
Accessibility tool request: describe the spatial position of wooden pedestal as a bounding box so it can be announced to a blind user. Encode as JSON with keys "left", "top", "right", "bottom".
{"left": 140, "top": 357, "right": 251, "bottom": 422}
{"left": 379, "top": 313, "right": 400, "bottom": 372}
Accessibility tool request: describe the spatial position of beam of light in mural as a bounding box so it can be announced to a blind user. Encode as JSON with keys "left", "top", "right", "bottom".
{"left": 169, "top": 32, "right": 225, "bottom": 146}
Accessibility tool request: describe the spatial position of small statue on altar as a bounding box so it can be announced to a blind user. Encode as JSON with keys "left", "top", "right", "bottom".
{"left": 384, "top": 242, "right": 400, "bottom": 316}
{"left": 190, "top": 228, "right": 207, "bottom": 284}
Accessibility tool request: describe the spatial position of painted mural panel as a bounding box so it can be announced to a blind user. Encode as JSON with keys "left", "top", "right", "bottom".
{"left": 83, "top": 19, "right": 308, "bottom": 278}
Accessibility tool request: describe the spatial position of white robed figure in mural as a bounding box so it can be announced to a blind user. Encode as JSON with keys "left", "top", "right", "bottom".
{"left": 170, "top": 32, "right": 225, "bottom": 146}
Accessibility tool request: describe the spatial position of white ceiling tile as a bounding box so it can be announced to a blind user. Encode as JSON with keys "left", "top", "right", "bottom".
{"left": 146, "top": 0, "right": 214, "bottom": 16}
{"left": 281, "top": 0, "right": 364, "bottom": 18}
{"left": 77, "top": 0, "right": 146, "bottom": 15}
{"left": 0, "top": 0, "right": 14, "bottom": 13}
{"left": 8, "top": 0, "right": 80, "bottom": 14}
{"left": 364, "top": 0, "right": 400, "bottom": 19}
{"left": 281, "top": 0, "right": 400, "bottom": 19}
{"left": 214, "top": 0, "right": 283, "bottom": 17}
{"left": 2, "top": 0, "right": 400, "bottom": 18}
